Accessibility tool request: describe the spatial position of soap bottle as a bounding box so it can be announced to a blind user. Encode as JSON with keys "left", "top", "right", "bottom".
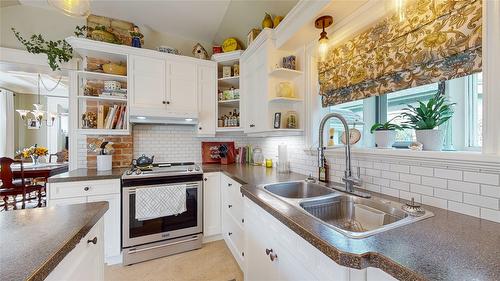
{"left": 318, "top": 156, "right": 329, "bottom": 183}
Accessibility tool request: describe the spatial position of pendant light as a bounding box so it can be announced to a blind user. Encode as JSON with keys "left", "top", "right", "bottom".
{"left": 47, "top": 0, "right": 91, "bottom": 18}
{"left": 16, "top": 74, "right": 59, "bottom": 129}
{"left": 315, "top": 15, "right": 333, "bottom": 61}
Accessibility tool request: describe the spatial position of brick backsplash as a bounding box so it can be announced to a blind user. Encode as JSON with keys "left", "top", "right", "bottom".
{"left": 76, "top": 124, "right": 500, "bottom": 223}
{"left": 86, "top": 135, "right": 133, "bottom": 168}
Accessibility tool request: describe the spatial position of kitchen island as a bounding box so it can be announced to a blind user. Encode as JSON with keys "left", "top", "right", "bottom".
{"left": 0, "top": 202, "right": 108, "bottom": 281}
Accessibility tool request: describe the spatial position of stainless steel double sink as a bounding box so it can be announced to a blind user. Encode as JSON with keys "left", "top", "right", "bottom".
{"left": 259, "top": 181, "right": 434, "bottom": 238}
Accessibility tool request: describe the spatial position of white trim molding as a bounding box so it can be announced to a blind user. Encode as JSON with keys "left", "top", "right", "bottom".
{"left": 482, "top": 0, "right": 500, "bottom": 155}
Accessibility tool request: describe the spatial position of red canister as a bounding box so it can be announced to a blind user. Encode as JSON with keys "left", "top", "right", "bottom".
{"left": 213, "top": 45, "right": 223, "bottom": 54}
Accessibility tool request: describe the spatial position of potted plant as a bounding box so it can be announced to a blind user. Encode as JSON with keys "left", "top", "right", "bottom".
{"left": 370, "top": 119, "right": 404, "bottom": 148}
{"left": 401, "top": 93, "right": 455, "bottom": 151}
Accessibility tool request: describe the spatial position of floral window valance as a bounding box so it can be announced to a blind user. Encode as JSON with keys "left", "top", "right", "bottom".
{"left": 318, "top": 0, "right": 482, "bottom": 107}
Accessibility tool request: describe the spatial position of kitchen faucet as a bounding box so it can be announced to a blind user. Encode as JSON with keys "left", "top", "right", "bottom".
{"left": 318, "top": 112, "right": 371, "bottom": 198}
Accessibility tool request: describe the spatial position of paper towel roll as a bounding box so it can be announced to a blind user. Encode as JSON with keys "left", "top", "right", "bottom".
{"left": 278, "top": 144, "right": 288, "bottom": 163}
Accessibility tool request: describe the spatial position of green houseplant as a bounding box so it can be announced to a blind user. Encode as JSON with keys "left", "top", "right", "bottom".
{"left": 370, "top": 119, "right": 404, "bottom": 148}
{"left": 11, "top": 26, "right": 86, "bottom": 71}
{"left": 400, "top": 93, "right": 455, "bottom": 151}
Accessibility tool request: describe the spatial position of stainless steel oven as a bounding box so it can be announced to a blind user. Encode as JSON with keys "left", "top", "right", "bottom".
{"left": 121, "top": 163, "right": 203, "bottom": 265}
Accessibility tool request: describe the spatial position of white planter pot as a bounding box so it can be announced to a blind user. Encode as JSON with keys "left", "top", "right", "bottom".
{"left": 97, "top": 155, "right": 112, "bottom": 171}
{"left": 415, "top": 129, "right": 444, "bottom": 151}
{"left": 374, "top": 130, "right": 396, "bottom": 148}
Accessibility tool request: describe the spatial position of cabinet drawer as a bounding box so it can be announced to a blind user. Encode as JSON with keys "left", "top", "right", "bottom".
{"left": 223, "top": 210, "right": 245, "bottom": 257}
{"left": 49, "top": 179, "right": 120, "bottom": 199}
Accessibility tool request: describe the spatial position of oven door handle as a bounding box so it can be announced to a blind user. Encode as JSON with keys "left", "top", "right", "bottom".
{"left": 127, "top": 236, "right": 199, "bottom": 254}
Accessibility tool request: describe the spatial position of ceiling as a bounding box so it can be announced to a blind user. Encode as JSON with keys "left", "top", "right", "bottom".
{"left": 16, "top": 0, "right": 298, "bottom": 44}
{"left": 0, "top": 62, "right": 68, "bottom": 96}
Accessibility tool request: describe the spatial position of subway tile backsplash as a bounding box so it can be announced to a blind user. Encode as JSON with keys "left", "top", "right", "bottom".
{"left": 78, "top": 124, "right": 500, "bottom": 223}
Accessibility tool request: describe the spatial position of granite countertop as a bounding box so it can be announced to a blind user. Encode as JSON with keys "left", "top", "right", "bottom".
{"left": 47, "top": 168, "right": 125, "bottom": 183}
{"left": 203, "top": 164, "right": 500, "bottom": 281}
{"left": 0, "top": 202, "right": 109, "bottom": 281}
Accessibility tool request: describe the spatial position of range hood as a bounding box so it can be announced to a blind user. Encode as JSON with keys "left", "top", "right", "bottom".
{"left": 129, "top": 109, "right": 198, "bottom": 125}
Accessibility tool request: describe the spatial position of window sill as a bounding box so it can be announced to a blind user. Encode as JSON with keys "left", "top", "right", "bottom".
{"left": 304, "top": 146, "right": 500, "bottom": 167}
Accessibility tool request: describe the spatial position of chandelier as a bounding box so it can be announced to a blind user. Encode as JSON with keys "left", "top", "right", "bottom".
{"left": 16, "top": 74, "right": 60, "bottom": 129}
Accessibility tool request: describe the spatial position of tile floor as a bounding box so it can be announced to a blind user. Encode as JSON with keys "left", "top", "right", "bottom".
{"left": 105, "top": 240, "right": 243, "bottom": 281}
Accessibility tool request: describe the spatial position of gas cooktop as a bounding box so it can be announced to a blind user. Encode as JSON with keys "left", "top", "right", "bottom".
{"left": 122, "top": 162, "right": 202, "bottom": 179}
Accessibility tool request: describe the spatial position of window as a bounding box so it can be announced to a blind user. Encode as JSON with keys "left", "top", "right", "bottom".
{"left": 327, "top": 99, "right": 364, "bottom": 146}
{"left": 467, "top": 73, "right": 482, "bottom": 147}
{"left": 324, "top": 73, "right": 483, "bottom": 150}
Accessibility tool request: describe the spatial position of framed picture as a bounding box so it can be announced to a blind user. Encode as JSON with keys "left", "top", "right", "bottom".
{"left": 273, "top": 112, "right": 281, "bottom": 129}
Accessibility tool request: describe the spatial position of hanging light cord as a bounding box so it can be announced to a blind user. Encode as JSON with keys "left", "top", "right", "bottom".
{"left": 39, "top": 73, "right": 63, "bottom": 93}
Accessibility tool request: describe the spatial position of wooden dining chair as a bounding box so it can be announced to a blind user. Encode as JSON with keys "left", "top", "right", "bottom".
{"left": 0, "top": 157, "right": 44, "bottom": 210}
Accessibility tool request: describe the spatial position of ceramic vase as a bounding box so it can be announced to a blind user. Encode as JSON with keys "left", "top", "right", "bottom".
{"left": 374, "top": 130, "right": 396, "bottom": 148}
{"left": 415, "top": 129, "right": 444, "bottom": 151}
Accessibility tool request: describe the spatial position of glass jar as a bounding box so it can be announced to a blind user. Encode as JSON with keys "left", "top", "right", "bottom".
{"left": 285, "top": 111, "right": 298, "bottom": 129}
{"left": 252, "top": 147, "right": 264, "bottom": 166}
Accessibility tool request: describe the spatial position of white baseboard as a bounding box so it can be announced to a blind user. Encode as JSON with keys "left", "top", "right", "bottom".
{"left": 202, "top": 234, "right": 223, "bottom": 244}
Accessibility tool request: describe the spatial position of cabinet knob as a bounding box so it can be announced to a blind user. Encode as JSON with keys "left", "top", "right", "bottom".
{"left": 270, "top": 252, "right": 278, "bottom": 261}
{"left": 199, "top": 127, "right": 202, "bottom": 130}
{"left": 87, "top": 237, "right": 97, "bottom": 245}
{"left": 265, "top": 248, "right": 272, "bottom": 255}
{"left": 83, "top": 186, "right": 90, "bottom": 191}
{"left": 250, "top": 124, "right": 255, "bottom": 128}
{"left": 228, "top": 204, "right": 233, "bottom": 208}
{"left": 228, "top": 183, "right": 232, "bottom": 187}
{"left": 204, "top": 178, "right": 207, "bottom": 181}
{"left": 166, "top": 101, "right": 171, "bottom": 105}
{"left": 162, "top": 101, "right": 166, "bottom": 104}
{"left": 228, "top": 232, "right": 233, "bottom": 236}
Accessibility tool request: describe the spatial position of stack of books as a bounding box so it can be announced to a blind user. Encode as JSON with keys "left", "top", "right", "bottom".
{"left": 100, "top": 89, "right": 127, "bottom": 100}
{"left": 97, "top": 104, "right": 127, "bottom": 129}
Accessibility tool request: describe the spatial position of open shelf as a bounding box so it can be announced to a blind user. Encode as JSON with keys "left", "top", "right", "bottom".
{"left": 269, "top": 97, "right": 303, "bottom": 102}
{"left": 77, "top": 129, "right": 129, "bottom": 135}
{"left": 269, "top": 68, "right": 303, "bottom": 80}
{"left": 77, "top": 70, "right": 127, "bottom": 82}
{"left": 216, "top": 127, "right": 243, "bottom": 132}
{"left": 78, "top": 95, "right": 127, "bottom": 102}
{"left": 218, "top": 99, "right": 240, "bottom": 107}
{"left": 218, "top": 76, "right": 240, "bottom": 88}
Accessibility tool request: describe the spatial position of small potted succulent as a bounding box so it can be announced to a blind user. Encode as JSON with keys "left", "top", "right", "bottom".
{"left": 370, "top": 118, "right": 404, "bottom": 148}
{"left": 401, "top": 93, "right": 455, "bottom": 151}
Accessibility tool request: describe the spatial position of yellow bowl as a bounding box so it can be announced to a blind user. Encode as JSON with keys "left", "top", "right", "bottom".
{"left": 103, "top": 63, "right": 127, "bottom": 76}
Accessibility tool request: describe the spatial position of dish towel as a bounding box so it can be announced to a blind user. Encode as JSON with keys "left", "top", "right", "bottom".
{"left": 135, "top": 184, "right": 187, "bottom": 221}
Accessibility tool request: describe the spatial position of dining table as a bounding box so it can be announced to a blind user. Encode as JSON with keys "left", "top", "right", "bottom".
{"left": 11, "top": 162, "right": 69, "bottom": 181}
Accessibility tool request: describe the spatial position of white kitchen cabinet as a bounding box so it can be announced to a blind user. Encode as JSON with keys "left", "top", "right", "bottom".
{"left": 203, "top": 172, "right": 221, "bottom": 237}
{"left": 45, "top": 218, "right": 104, "bottom": 281}
{"left": 366, "top": 268, "right": 398, "bottom": 281}
{"left": 245, "top": 197, "right": 351, "bottom": 281}
{"left": 197, "top": 65, "right": 217, "bottom": 136}
{"left": 221, "top": 174, "right": 245, "bottom": 269}
{"left": 87, "top": 193, "right": 121, "bottom": 262}
{"left": 166, "top": 60, "right": 198, "bottom": 115}
{"left": 241, "top": 40, "right": 269, "bottom": 134}
{"left": 47, "top": 179, "right": 121, "bottom": 265}
{"left": 130, "top": 55, "right": 167, "bottom": 115}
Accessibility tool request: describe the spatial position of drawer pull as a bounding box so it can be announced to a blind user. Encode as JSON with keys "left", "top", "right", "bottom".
{"left": 87, "top": 237, "right": 97, "bottom": 245}
{"left": 270, "top": 252, "right": 278, "bottom": 261}
{"left": 83, "top": 186, "right": 90, "bottom": 191}
{"left": 265, "top": 248, "right": 272, "bottom": 255}
{"left": 228, "top": 183, "right": 232, "bottom": 187}
{"left": 228, "top": 232, "right": 233, "bottom": 236}
{"left": 228, "top": 204, "right": 233, "bottom": 208}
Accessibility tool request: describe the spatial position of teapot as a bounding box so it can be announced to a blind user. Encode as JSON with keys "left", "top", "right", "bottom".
{"left": 132, "top": 154, "right": 155, "bottom": 168}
